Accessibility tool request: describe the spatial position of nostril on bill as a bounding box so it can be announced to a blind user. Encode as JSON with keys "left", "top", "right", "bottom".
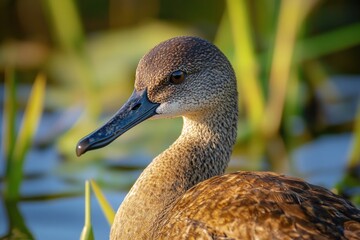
{"left": 131, "top": 103, "right": 141, "bottom": 111}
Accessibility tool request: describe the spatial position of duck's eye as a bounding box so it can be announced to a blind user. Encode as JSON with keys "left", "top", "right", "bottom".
{"left": 169, "top": 70, "right": 186, "bottom": 85}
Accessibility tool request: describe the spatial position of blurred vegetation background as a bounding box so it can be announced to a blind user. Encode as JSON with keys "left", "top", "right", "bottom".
{"left": 1, "top": 0, "right": 360, "bottom": 239}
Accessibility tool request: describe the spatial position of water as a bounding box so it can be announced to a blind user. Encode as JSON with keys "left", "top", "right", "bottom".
{"left": 293, "top": 133, "right": 352, "bottom": 188}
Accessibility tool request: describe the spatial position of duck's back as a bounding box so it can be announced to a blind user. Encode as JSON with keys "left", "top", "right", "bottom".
{"left": 156, "top": 171, "right": 360, "bottom": 239}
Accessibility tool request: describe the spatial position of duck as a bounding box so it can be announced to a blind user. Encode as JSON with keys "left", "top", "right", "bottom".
{"left": 76, "top": 36, "right": 360, "bottom": 239}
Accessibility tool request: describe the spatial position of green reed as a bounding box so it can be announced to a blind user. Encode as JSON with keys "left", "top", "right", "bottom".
{"left": 80, "top": 181, "right": 95, "bottom": 240}
{"left": 3, "top": 69, "right": 46, "bottom": 201}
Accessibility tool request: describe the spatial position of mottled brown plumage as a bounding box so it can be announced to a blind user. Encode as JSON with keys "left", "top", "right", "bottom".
{"left": 76, "top": 36, "right": 360, "bottom": 240}
{"left": 157, "top": 172, "right": 360, "bottom": 239}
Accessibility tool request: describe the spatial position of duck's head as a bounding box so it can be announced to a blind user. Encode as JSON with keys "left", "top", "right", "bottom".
{"left": 76, "top": 36, "right": 237, "bottom": 156}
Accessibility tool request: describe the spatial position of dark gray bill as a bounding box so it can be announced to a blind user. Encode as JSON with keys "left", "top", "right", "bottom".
{"left": 76, "top": 89, "right": 159, "bottom": 156}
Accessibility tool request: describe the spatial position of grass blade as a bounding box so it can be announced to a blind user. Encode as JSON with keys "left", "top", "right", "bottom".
{"left": 263, "top": 0, "right": 319, "bottom": 137}
{"left": 298, "top": 22, "right": 360, "bottom": 61}
{"left": 2, "top": 200, "right": 34, "bottom": 239}
{"left": 348, "top": 104, "right": 360, "bottom": 168}
{"left": 90, "top": 180, "right": 115, "bottom": 225}
{"left": 80, "top": 181, "right": 95, "bottom": 240}
{"left": 334, "top": 106, "right": 360, "bottom": 205}
{"left": 2, "top": 67, "right": 17, "bottom": 168}
{"left": 226, "top": 0, "right": 264, "bottom": 129}
{"left": 5, "top": 73, "right": 46, "bottom": 200}
{"left": 42, "top": 0, "right": 84, "bottom": 52}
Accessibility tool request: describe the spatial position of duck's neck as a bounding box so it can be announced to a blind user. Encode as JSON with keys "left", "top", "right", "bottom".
{"left": 110, "top": 105, "right": 238, "bottom": 239}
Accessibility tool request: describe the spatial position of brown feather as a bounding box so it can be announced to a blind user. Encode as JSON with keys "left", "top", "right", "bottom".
{"left": 156, "top": 172, "right": 360, "bottom": 239}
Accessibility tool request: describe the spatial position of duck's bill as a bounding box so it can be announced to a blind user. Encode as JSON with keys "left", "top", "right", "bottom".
{"left": 76, "top": 89, "right": 159, "bottom": 156}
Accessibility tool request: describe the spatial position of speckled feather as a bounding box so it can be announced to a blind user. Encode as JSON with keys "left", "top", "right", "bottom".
{"left": 97, "top": 36, "right": 360, "bottom": 240}
{"left": 156, "top": 171, "right": 360, "bottom": 239}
